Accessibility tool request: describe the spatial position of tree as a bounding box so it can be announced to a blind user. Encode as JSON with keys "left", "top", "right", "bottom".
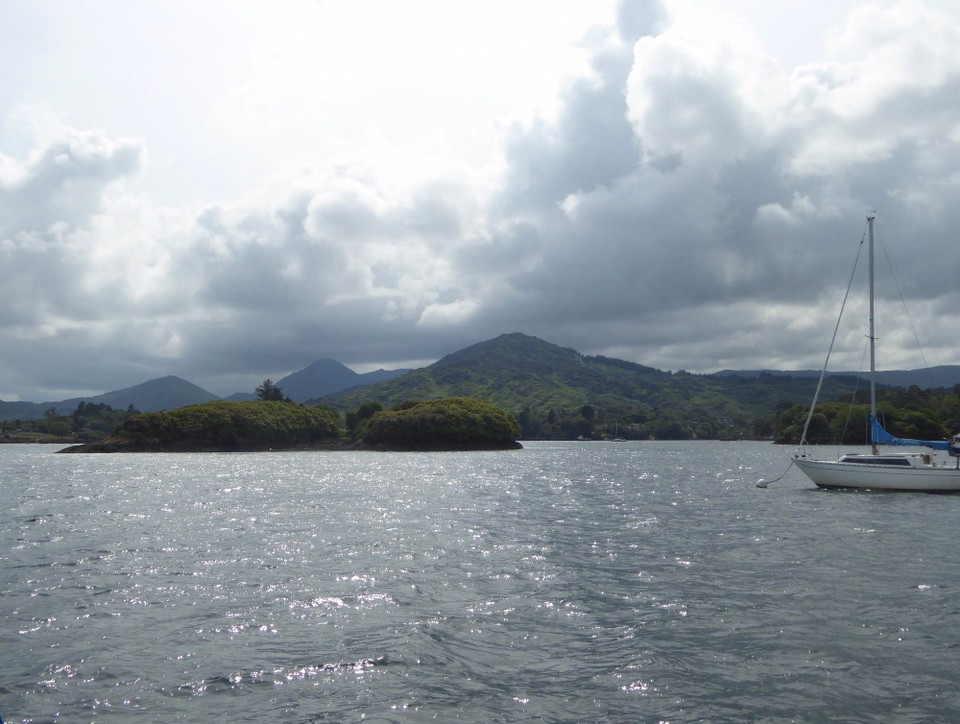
{"left": 256, "top": 379, "right": 288, "bottom": 402}
{"left": 345, "top": 401, "right": 384, "bottom": 439}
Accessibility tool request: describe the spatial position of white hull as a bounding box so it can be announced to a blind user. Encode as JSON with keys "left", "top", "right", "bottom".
{"left": 795, "top": 457, "right": 960, "bottom": 492}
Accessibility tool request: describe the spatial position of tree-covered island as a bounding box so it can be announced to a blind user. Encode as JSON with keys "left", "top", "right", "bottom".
{"left": 58, "top": 397, "right": 522, "bottom": 452}
{"left": 361, "top": 397, "right": 521, "bottom": 450}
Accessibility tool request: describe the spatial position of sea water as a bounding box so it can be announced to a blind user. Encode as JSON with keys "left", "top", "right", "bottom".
{"left": 2, "top": 440, "right": 960, "bottom": 721}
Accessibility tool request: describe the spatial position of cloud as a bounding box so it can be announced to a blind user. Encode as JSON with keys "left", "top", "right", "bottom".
{"left": 0, "top": 126, "right": 142, "bottom": 231}
{"left": 0, "top": 128, "right": 144, "bottom": 339}
{"left": 488, "top": 0, "right": 960, "bottom": 370}
{"left": 4, "top": 0, "right": 960, "bottom": 401}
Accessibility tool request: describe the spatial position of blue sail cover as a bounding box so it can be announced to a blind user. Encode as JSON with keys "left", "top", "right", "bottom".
{"left": 871, "top": 415, "right": 951, "bottom": 450}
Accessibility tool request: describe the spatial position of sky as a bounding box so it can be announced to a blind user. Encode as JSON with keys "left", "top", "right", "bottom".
{"left": 3, "top": 0, "right": 960, "bottom": 401}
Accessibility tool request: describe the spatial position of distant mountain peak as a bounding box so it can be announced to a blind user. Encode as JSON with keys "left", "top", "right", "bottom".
{"left": 276, "top": 360, "right": 360, "bottom": 402}
{"left": 64, "top": 376, "right": 219, "bottom": 414}
{"left": 275, "top": 357, "right": 410, "bottom": 402}
{"left": 437, "top": 333, "right": 583, "bottom": 370}
{"left": 301, "top": 358, "right": 354, "bottom": 373}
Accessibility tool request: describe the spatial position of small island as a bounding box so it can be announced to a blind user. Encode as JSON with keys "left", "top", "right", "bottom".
{"left": 58, "top": 397, "right": 522, "bottom": 453}
{"left": 361, "top": 397, "right": 522, "bottom": 451}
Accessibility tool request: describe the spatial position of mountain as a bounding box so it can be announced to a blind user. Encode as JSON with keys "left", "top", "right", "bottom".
{"left": 0, "top": 376, "right": 219, "bottom": 422}
{"left": 716, "top": 366, "right": 960, "bottom": 389}
{"left": 274, "top": 358, "right": 410, "bottom": 402}
{"left": 276, "top": 358, "right": 360, "bottom": 401}
{"left": 4, "top": 335, "right": 955, "bottom": 431}
{"left": 226, "top": 360, "right": 411, "bottom": 403}
{"left": 57, "top": 376, "right": 220, "bottom": 414}
{"left": 319, "top": 333, "right": 606, "bottom": 409}
{"left": 316, "top": 332, "right": 862, "bottom": 439}
{"left": 0, "top": 400, "right": 48, "bottom": 422}
{"left": 358, "top": 367, "right": 412, "bottom": 385}
{"left": 0, "top": 359, "right": 412, "bottom": 421}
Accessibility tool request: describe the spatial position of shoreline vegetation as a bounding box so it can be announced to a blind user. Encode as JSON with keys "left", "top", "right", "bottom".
{"left": 56, "top": 398, "right": 523, "bottom": 453}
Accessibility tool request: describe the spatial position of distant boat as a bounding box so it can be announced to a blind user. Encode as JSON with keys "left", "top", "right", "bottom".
{"left": 794, "top": 216, "right": 960, "bottom": 492}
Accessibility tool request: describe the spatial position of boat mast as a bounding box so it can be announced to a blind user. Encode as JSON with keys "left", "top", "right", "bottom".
{"left": 868, "top": 215, "right": 878, "bottom": 455}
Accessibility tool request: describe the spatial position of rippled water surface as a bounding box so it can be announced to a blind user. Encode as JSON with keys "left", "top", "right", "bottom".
{"left": 3, "top": 441, "right": 960, "bottom": 721}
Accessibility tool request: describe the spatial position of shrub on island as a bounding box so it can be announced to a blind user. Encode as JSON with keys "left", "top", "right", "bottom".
{"left": 361, "top": 397, "right": 521, "bottom": 450}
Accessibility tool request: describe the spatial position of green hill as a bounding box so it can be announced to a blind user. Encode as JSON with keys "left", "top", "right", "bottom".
{"left": 317, "top": 333, "right": 861, "bottom": 440}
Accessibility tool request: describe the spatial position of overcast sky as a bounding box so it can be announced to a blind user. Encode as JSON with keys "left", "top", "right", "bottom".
{"left": 3, "top": 0, "right": 960, "bottom": 401}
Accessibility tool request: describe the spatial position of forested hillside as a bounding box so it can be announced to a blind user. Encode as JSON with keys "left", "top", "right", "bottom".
{"left": 318, "top": 333, "right": 863, "bottom": 440}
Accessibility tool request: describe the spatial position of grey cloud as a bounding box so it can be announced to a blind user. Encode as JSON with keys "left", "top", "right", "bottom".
{"left": 391, "top": 184, "right": 465, "bottom": 242}
{"left": 498, "top": 104, "right": 636, "bottom": 215}
{"left": 616, "top": 0, "right": 668, "bottom": 43}
{"left": 8, "top": 0, "right": 960, "bottom": 401}
{"left": 455, "top": 220, "right": 542, "bottom": 275}
{"left": 0, "top": 129, "right": 144, "bottom": 335}
{"left": 496, "top": 41, "right": 640, "bottom": 216}
{"left": 483, "top": 0, "right": 960, "bottom": 374}
{"left": 0, "top": 129, "right": 142, "bottom": 233}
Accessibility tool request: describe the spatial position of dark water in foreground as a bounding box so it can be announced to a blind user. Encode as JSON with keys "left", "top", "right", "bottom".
{"left": 3, "top": 440, "right": 960, "bottom": 722}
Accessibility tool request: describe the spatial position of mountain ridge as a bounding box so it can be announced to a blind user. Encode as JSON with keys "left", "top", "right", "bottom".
{"left": 716, "top": 366, "right": 960, "bottom": 389}
{"left": 0, "top": 376, "right": 220, "bottom": 421}
{"left": 0, "top": 360, "right": 411, "bottom": 421}
{"left": 315, "top": 333, "right": 868, "bottom": 439}
{"left": 4, "top": 333, "right": 960, "bottom": 430}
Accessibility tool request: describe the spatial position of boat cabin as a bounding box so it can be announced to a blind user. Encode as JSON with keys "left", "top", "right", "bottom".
{"left": 950, "top": 434, "right": 960, "bottom": 458}
{"left": 838, "top": 453, "right": 934, "bottom": 467}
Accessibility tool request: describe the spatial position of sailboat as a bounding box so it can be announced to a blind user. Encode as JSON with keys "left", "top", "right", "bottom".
{"left": 794, "top": 216, "right": 960, "bottom": 492}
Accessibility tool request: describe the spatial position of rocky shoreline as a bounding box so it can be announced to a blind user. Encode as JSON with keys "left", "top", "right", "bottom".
{"left": 57, "top": 439, "right": 522, "bottom": 453}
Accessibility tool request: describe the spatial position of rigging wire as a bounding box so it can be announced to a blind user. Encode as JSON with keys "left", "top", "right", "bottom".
{"left": 835, "top": 341, "right": 867, "bottom": 456}
{"left": 761, "top": 221, "right": 867, "bottom": 489}
{"left": 874, "top": 220, "right": 937, "bottom": 385}
{"left": 798, "top": 221, "right": 868, "bottom": 449}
